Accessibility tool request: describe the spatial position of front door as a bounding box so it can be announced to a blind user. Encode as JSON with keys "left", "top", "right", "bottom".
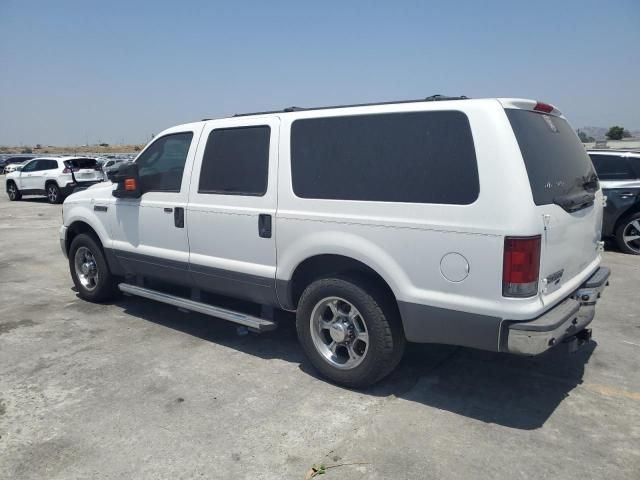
{"left": 109, "top": 126, "right": 203, "bottom": 283}
{"left": 17, "top": 159, "right": 42, "bottom": 190}
{"left": 187, "top": 117, "right": 279, "bottom": 305}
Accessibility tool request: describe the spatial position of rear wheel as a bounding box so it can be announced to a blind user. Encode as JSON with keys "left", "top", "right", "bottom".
{"left": 69, "top": 233, "right": 118, "bottom": 302}
{"left": 296, "top": 276, "right": 405, "bottom": 388}
{"left": 46, "top": 182, "right": 63, "bottom": 204}
{"left": 615, "top": 212, "right": 640, "bottom": 255}
{"left": 6, "top": 181, "right": 21, "bottom": 201}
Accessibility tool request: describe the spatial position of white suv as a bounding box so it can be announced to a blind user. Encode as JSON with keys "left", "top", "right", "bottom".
{"left": 59, "top": 97, "right": 610, "bottom": 387}
{"left": 6, "top": 157, "right": 104, "bottom": 204}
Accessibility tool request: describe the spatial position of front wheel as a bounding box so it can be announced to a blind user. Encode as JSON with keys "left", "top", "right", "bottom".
{"left": 46, "top": 183, "right": 63, "bottom": 204}
{"left": 69, "top": 233, "right": 118, "bottom": 302}
{"left": 296, "top": 277, "right": 405, "bottom": 388}
{"left": 615, "top": 213, "right": 640, "bottom": 255}
{"left": 6, "top": 181, "right": 21, "bottom": 201}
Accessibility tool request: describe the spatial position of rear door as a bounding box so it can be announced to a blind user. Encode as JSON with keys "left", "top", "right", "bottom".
{"left": 506, "top": 108, "right": 602, "bottom": 300}
{"left": 186, "top": 117, "right": 279, "bottom": 305}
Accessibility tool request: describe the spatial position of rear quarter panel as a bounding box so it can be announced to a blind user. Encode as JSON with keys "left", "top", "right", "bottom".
{"left": 275, "top": 99, "right": 545, "bottom": 320}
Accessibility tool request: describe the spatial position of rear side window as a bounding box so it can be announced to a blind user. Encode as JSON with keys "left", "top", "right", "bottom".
{"left": 199, "top": 126, "right": 270, "bottom": 196}
{"left": 589, "top": 155, "right": 635, "bottom": 181}
{"left": 291, "top": 111, "right": 479, "bottom": 204}
{"left": 506, "top": 109, "right": 596, "bottom": 206}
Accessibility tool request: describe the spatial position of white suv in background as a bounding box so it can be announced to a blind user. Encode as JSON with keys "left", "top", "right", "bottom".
{"left": 5, "top": 157, "right": 104, "bottom": 204}
{"left": 59, "top": 96, "right": 610, "bottom": 387}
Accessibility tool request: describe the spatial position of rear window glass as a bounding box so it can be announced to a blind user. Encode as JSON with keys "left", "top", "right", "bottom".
{"left": 506, "top": 110, "right": 596, "bottom": 206}
{"left": 291, "top": 111, "right": 479, "bottom": 204}
{"left": 64, "top": 158, "right": 98, "bottom": 169}
{"left": 589, "top": 154, "right": 635, "bottom": 181}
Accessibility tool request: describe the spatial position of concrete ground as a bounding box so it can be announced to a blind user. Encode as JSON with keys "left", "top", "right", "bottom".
{"left": 0, "top": 187, "right": 639, "bottom": 480}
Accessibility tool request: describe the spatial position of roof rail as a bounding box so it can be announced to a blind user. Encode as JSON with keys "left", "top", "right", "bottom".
{"left": 230, "top": 95, "right": 469, "bottom": 118}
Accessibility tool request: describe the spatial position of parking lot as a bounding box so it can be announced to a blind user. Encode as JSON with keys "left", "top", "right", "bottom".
{"left": 0, "top": 189, "right": 638, "bottom": 479}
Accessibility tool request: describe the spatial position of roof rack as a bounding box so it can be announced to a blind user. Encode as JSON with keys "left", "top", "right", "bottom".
{"left": 230, "top": 94, "right": 468, "bottom": 118}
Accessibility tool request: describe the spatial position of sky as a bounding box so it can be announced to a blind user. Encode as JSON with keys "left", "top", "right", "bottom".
{"left": 0, "top": 0, "right": 638, "bottom": 146}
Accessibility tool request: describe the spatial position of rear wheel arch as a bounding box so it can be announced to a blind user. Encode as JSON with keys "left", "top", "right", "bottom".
{"left": 284, "top": 254, "right": 400, "bottom": 314}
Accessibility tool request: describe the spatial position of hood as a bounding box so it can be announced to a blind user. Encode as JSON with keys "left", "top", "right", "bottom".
{"left": 64, "top": 180, "right": 115, "bottom": 204}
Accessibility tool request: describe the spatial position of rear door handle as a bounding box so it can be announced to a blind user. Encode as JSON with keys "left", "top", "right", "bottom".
{"left": 258, "top": 214, "right": 272, "bottom": 238}
{"left": 174, "top": 207, "right": 184, "bottom": 228}
{"left": 164, "top": 207, "right": 173, "bottom": 213}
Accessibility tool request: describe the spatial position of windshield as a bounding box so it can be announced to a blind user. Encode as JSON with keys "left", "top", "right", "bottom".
{"left": 506, "top": 109, "right": 597, "bottom": 206}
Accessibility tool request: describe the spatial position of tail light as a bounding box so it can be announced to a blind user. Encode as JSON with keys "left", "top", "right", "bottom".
{"left": 503, "top": 236, "right": 541, "bottom": 297}
{"left": 62, "top": 167, "right": 78, "bottom": 174}
{"left": 533, "top": 102, "right": 554, "bottom": 113}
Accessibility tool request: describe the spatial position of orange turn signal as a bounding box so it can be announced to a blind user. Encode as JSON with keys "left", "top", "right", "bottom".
{"left": 124, "top": 178, "right": 137, "bottom": 191}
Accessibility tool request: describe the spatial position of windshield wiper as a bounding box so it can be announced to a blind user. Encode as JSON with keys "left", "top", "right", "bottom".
{"left": 553, "top": 191, "right": 595, "bottom": 213}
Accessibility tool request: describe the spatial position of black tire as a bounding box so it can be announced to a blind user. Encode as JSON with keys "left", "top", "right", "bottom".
{"left": 69, "top": 233, "right": 118, "bottom": 302}
{"left": 46, "top": 182, "right": 63, "bottom": 204}
{"left": 615, "top": 212, "right": 640, "bottom": 255}
{"left": 296, "top": 276, "right": 405, "bottom": 388}
{"left": 6, "top": 181, "right": 21, "bottom": 201}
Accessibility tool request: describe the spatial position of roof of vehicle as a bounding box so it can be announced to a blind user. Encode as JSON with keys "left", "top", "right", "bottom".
{"left": 196, "top": 96, "right": 564, "bottom": 125}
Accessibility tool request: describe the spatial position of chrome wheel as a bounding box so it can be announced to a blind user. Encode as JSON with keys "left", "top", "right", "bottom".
{"left": 7, "top": 183, "right": 17, "bottom": 200}
{"left": 47, "top": 185, "right": 58, "bottom": 203}
{"left": 310, "top": 297, "right": 369, "bottom": 370}
{"left": 622, "top": 219, "right": 640, "bottom": 254}
{"left": 74, "top": 246, "right": 99, "bottom": 291}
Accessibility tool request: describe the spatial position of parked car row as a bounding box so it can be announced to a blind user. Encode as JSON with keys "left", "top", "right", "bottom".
{"left": 588, "top": 150, "right": 640, "bottom": 254}
{"left": 5, "top": 157, "right": 105, "bottom": 203}
{"left": 1, "top": 156, "right": 34, "bottom": 174}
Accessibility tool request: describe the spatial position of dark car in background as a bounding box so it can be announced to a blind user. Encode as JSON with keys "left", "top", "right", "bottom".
{"left": 1, "top": 156, "right": 34, "bottom": 174}
{"left": 589, "top": 150, "right": 640, "bottom": 254}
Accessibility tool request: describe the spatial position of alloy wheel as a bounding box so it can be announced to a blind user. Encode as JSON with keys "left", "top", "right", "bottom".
{"left": 310, "top": 297, "right": 369, "bottom": 370}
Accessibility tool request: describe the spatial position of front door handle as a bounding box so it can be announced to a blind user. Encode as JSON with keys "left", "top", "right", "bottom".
{"left": 174, "top": 207, "right": 185, "bottom": 228}
{"left": 258, "top": 214, "right": 272, "bottom": 238}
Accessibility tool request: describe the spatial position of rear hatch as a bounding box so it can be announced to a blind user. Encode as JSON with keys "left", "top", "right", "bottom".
{"left": 64, "top": 158, "right": 103, "bottom": 182}
{"left": 505, "top": 104, "right": 602, "bottom": 302}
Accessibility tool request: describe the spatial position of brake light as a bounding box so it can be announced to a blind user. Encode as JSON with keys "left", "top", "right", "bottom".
{"left": 533, "top": 102, "right": 554, "bottom": 113}
{"left": 503, "top": 236, "right": 541, "bottom": 297}
{"left": 62, "top": 167, "right": 78, "bottom": 174}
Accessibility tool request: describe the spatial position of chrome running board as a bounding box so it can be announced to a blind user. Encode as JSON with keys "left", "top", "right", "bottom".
{"left": 118, "top": 283, "right": 277, "bottom": 332}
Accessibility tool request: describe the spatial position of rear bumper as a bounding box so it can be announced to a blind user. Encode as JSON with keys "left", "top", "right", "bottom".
{"left": 505, "top": 266, "right": 610, "bottom": 355}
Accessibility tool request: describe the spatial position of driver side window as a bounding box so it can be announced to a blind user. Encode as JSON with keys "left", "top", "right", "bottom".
{"left": 22, "top": 160, "right": 39, "bottom": 172}
{"left": 137, "top": 132, "right": 193, "bottom": 193}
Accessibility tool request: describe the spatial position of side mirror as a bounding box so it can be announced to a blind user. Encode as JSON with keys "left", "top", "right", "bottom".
{"left": 111, "top": 163, "right": 142, "bottom": 198}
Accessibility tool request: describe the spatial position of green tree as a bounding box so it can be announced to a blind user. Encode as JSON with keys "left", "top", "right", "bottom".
{"left": 606, "top": 126, "right": 625, "bottom": 140}
{"left": 623, "top": 129, "right": 632, "bottom": 138}
{"left": 21, "top": 147, "right": 33, "bottom": 154}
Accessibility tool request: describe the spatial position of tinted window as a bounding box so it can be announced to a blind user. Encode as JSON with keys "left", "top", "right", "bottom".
{"left": 64, "top": 158, "right": 98, "bottom": 169}
{"left": 42, "top": 160, "right": 58, "bottom": 170}
{"left": 590, "top": 154, "right": 635, "bottom": 181}
{"left": 21, "top": 160, "right": 39, "bottom": 172}
{"left": 506, "top": 110, "right": 596, "bottom": 206}
{"left": 137, "top": 133, "right": 193, "bottom": 192}
{"left": 199, "top": 126, "right": 270, "bottom": 196}
{"left": 291, "top": 111, "right": 479, "bottom": 204}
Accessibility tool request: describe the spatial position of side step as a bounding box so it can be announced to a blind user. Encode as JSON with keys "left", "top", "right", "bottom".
{"left": 118, "top": 283, "right": 277, "bottom": 332}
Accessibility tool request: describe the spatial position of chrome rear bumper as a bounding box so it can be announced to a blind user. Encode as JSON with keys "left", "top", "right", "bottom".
{"left": 506, "top": 267, "right": 610, "bottom": 355}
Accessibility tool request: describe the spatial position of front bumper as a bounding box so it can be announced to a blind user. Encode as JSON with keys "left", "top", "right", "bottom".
{"left": 505, "top": 266, "right": 610, "bottom": 355}
{"left": 60, "top": 225, "right": 68, "bottom": 258}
